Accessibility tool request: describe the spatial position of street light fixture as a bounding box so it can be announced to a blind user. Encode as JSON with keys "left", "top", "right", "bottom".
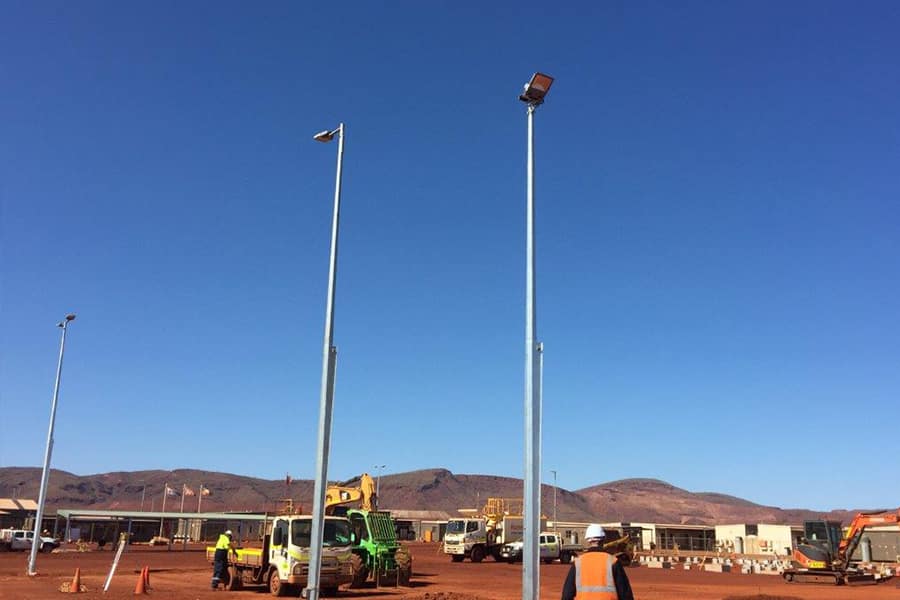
{"left": 28, "top": 313, "right": 76, "bottom": 576}
{"left": 519, "top": 72, "right": 554, "bottom": 106}
{"left": 305, "top": 123, "right": 345, "bottom": 600}
{"left": 519, "top": 71, "right": 553, "bottom": 600}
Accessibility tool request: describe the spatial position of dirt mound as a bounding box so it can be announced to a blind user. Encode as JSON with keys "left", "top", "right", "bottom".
{"left": 723, "top": 595, "right": 803, "bottom": 600}
{"left": 401, "top": 593, "right": 488, "bottom": 600}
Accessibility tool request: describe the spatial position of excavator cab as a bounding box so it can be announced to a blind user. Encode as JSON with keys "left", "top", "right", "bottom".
{"left": 794, "top": 520, "right": 843, "bottom": 569}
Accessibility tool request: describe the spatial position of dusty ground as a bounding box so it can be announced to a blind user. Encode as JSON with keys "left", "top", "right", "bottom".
{"left": 1, "top": 542, "right": 897, "bottom": 600}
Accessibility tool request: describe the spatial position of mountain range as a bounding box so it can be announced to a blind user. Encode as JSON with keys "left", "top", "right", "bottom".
{"left": 0, "top": 467, "right": 862, "bottom": 525}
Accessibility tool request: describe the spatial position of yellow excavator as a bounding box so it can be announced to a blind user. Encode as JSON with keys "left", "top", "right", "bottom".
{"left": 325, "top": 472, "right": 377, "bottom": 514}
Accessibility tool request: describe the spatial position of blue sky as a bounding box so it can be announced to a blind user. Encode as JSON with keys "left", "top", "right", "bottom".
{"left": 2, "top": 1, "right": 898, "bottom": 512}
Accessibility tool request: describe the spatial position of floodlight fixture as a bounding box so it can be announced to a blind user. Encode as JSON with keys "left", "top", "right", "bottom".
{"left": 519, "top": 72, "right": 554, "bottom": 105}
{"left": 313, "top": 129, "right": 338, "bottom": 143}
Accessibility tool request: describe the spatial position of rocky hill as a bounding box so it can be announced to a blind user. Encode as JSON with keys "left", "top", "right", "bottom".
{"left": 0, "top": 466, "right": 860, "bottom": 525}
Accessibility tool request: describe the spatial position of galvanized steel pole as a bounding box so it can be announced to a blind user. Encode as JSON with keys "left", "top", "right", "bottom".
{"left": 28, "top": 314, "right": 75, "bottom": 576}
{"left": 306, "top": 123, "right": 344, "bottom": 600}
{"left": 523, "top": 101, "right": 543, "bottom": 600}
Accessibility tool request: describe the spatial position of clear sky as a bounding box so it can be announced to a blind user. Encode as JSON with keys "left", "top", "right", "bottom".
{"left": 2, "top": 1, "right": 898, "bottom": 512}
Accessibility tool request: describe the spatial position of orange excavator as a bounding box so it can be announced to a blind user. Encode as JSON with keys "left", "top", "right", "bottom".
{"left": 783, "top": 508, "right": 900, "bottom": 585}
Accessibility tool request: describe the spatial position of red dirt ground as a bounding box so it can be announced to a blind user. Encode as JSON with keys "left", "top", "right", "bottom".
{"left": 1, "top": 542, "right": 897, "bottom": 600}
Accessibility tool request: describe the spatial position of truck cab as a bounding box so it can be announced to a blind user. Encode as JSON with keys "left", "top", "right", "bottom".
{"left": 443, "top": 518, "right": 490, "bottom": 562}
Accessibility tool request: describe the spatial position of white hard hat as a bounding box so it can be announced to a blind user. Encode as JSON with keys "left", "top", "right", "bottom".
{"left": 585, "top": 524, "right": 606, "bottom": 540}
{"left": 225, "top": 530, "right": 233, "bottom": 536}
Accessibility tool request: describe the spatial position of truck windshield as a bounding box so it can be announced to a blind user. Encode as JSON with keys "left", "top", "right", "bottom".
{"left": 446, "top": 520, "right": 466, "bottom": 534}
{"left": 291, "top": 519, "right": 351, "bottom": 548}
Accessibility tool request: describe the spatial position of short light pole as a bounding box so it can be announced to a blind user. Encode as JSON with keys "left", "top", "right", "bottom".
{"left": 306, "top": 123, "right": 345, "bottom": 600}
{"left": 28, "top": 313, "right": 76, "bottom": 576}
{"left": 550, "top": 470, "right": 558, "bottom": 532}
{"left": 519, "top": 72, "right": 554, "bottom": 600}
{"left": 374, "top": 465, "right": 386, "bottom": 499}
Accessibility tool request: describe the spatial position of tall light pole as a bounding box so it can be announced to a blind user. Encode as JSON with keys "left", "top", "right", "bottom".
{"left": 306, "top": 123, "right": 345, "bottom": 600}
{"left": 519, "top": 71, "right": 553, "bottom": 600}
{"left": 550, "top": 470, "right": 557, "bottom": 532}
{"left": 374, "top": 464, "right": 386, "bottom": 499}
{"left": 28, "top": 313, "right": 76, "bottom": 576}
{"left": 140, "top": 482, "right": 147, "bottom": 512}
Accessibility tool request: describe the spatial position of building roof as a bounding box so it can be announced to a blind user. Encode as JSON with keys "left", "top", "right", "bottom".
{"left": 0, "top": 498, "right": 38, "bottom": 511}
{"left": 385, "top": 509, "right": 454, "bottom": 521}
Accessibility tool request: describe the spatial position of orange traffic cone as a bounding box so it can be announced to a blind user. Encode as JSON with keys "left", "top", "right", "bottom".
{"left": 142, "top": 565, "right": 151, "bottom": 590}
{"left": 70, "top": 568, "right": 82, "bottom": 593}
{"left": 133, "top": 566, "right": 147, "bottom": 595}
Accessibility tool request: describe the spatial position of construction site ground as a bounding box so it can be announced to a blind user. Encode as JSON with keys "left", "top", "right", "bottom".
{"left": 0, "top": 541, "right": 897, "bottom": 600}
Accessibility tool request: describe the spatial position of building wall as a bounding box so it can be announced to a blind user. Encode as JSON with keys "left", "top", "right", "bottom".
{"left": 757, "top": 524, "right": 793, "bottom": 556}
{"left": 850, "top": 526, "right": 900, "bottom": 563}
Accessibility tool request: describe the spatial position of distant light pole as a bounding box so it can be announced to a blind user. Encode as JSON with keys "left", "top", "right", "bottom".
{"left": 28, "top": 313, "right": 76, "bottom": 577}
{"left": 550, "top": 470, "right": 558, "bottom": 532}
{"left": 306, "top": 123, "right": 345, "bottom": 600}
{"left": 374, "top": 465, "right": 386, "bottom": 498}
{"left": 140, "top": 482, "right": 147, "bottom": 512}
{"left": 519, "top": 71, "right": 554, "bottom": 600}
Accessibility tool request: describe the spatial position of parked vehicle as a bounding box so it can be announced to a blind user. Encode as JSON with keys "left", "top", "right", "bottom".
{"left": 324, "top": 477, "right": 413, "bottom": 587}
{"left": 784, "top": 509, "right": 900, "bottom": 585}
{"left": 500, "top": 531, "right": 580, "bottom": 564}
{"left": 0, "top": 529, "right": 59, "bottom": 553}
{"left": 443, "top": 498, "right": 546, "bottom": 563}
{"left": 206, "top": 514, "right": 353, "bottom": 596}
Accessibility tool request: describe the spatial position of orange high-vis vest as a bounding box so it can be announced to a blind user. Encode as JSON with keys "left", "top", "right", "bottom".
{"left": 574, "top": 552, "right": 617, "bottom": 600}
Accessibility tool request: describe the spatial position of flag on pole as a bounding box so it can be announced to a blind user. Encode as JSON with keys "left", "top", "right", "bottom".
{"left": 183, "top": 485, "right": 196, "bottom": 497}
{"left": 165, "top": 484, "right": 179, "bottom": 497}
{"left": 200, "top": 486, "right": 211, "bottom": 496}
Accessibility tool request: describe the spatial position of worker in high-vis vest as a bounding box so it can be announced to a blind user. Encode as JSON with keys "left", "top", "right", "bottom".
{"left": 211, "top": 530, "right": 238, "bottom": 589}
{"left": 561, "top": 524, "right": 634, "bottom": 600}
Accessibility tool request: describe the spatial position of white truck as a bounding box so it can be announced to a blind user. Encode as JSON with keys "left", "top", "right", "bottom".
{"left": 443, "top": 515, "right": 525, "bottom": 562}
{"left": 0, "top": 528, "right": 60, "bottom": 553}
{"left": 206, "top": 514, "right": 354, "bottom": 596}
{"left": 499, "top": 531, "right": 581, "bottom": 564}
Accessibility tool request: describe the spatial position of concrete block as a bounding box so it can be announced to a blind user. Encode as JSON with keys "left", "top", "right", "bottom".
{"left": 683, "top": 564, "right": 691, "bottom": 570}
{"left": 646, "top": 561, "right": 663, "bottom": 569}
{"left": 705, "top": 563, "right": 723, "bottom": 573}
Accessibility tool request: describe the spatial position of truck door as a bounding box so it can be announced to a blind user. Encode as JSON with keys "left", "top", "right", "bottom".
{"left": 271, "top": 519, "right": 289, "bottom": 564}
{"left": 540, "top": 534, "right": 557, "bottom": 559}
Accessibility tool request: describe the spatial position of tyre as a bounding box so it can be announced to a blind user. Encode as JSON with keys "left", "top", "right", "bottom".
{"left": 322, "top": 587, "right": 338, "bottom": 596}
{"left": 395, "top": 546, "right": 412, "bottom": 585}
{"left": 451, "top": 554, "right": 464, "bottom": 562}
{"left": 350, "top": 553, "right": 369, "bottom": 588}
{"left": 40, "top": 543, "right": 54, "bottom": 553}
{"left": 560, "top": 551, "right": 572, "bottom": 564}
{"left": 268, "top": 568, "right": 288, "bottom": 596}
{"left": 470, "top": 545, "right": 485, "bottom": 563}
{"left": 783, "top": 572, "right": 794, "bottom": 583}
{"left": 227, "top": 566, "right": 243, "bottom": 591}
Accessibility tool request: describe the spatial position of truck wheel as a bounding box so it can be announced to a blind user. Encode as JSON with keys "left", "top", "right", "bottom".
{"left": 350, "top": 553, "right": 369, "bottom": 588}
{"left": 268, "top": 568, "right": 288, "bottom": 596}
{"left": 396, "top": 546, "right": 412, "bottom": 585}
{"left": 227, "top": 566, "right": 243, "bottom": 591}
{"left": 470, "top": 546, "right": 485, "bottom": 563}
{"left": 451, "top": 554, "right": 464, "bottom": 562}
{"left": 40, "top": 543, "right": 54, "bottom": 553}
{"left": 560, "top": 551, "right": 571, "bottom": 564}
